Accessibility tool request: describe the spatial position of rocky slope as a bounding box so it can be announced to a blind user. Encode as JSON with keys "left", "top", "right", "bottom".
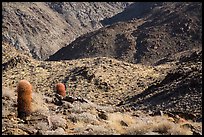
{"left": 2, "top": 41, "right": 202, "bottom": 135}
{"left": 2, "top": 2, "right": 202, "bottom": 135}
{"left": 3, "top": 86, "right": 201, "bottom": 135}
{"left": 100, "top": 2, "right": 163, "bottom": 26}
{"left": 2, "top": 2, "right": 132, "bottom": 60}
{"left": 47, "top": 2, "right": 202, "bottom": 66}
{"left": 119, "top": 48, "right": 202, "bottom": 122}
{"left": 2, "top": 42, "right": 171, "bottom": 106}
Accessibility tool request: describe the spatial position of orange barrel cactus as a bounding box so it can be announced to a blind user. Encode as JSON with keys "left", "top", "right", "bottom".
{"left": 17, "top": 80, "right": 32, "bottom": 119}
{"left": 56, "top": 83, "right": 66, "bottom": 97}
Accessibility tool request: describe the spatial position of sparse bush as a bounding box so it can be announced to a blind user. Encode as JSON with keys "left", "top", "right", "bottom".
{"left": 150, "top": 115, "right": 192, "bottom": 135}
{"left": 50, "top": 115, "right": 67, "bottom": 130}
{"left": 95, "top": 105, "right": 115, "bottom": 113}
{"left": 168, "top": 124, "right": 192, "bottom": 135}
{"left": 2, "top": 107, "right": 11, "bottom": 118}
{"left": 82, "top": 124, "right": 117, "bottom": 135}
{"left": 31, "top": 92, "right": 49, "bottom": 115}
{"left": 2, "top": 87, "right": 17, "bottom": 116}
{"left": 69, "top": 102, "right": 85, "bottom": 113}
{"left": 107, "top": 112, "right": 139, "bottom": 134}
{"left": 78, "top": 112, "right": 99, "bottom": 124}
{"left": 78, "top": 102, "right": 95, "bottom": 111}
{"left": 2, "top": 87, "right": 16, "bottom": 100}
{"left": 39, "top": 127, "right": 66, "bottom": 135}
{"left": 17, "top": 80, "right": 32, "bottom": 119}
{"left": 68, "top": 112, "right": 99, "bottom": 125}
{"left": 123, "top": 120, "right": 152, "bottom": 135}
{"left": 34, "top": 121, "right": 50, "bottom": 131}
{"left": 152, "top": 120, "right": 174, "bottom": 134}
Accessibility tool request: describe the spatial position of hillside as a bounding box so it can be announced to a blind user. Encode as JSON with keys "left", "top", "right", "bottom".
{"left": 119, "top": 48, "right": 202, "bottom": 121}
{"left": 2, "top": 42, "right": 170, "bottom": 106}
{"left": 2, "top": 41, "right": 202, "bottom": 135}
{"left": 2, "top": 2, "right": 132, "bottom": 60}
{"left": 100, "top": 2, "right": 163, "bottom": 26}
{"left": 2, "top": 2, "right": 202, "bottom": 135}
{"left": 47, "top": 2, "right": 202, "bottom": 66}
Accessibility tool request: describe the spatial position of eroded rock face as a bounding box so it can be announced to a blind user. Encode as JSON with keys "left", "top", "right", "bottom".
{"left": 47, "top": 2, "right": 202, "bottom": 66}
{"left": 2, "top": 2, "right": 132, "bottom": 60}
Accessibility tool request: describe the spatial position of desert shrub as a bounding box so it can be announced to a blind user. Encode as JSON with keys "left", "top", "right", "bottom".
{"left": 49, "top": 115, "right": 67, "bottom": 130}
{"left": 168, "top": 124, "right": 192, "bottom": 135}
{"left": 95, "top": 104, "right": 115, "bottom": 113}
{"left": 69, "top": 102, "right": 85, "bottom": 113}
{"left": 2, "top": 87, "right": 16, "bottom": 100}
{"left": 123, "top": 121, "right": 152, "bottom": 135}
{"left": 82, "top": 124, "right": 118, "bottom": 135}
{"left": 39, "top": 127, "right": 66, "bottom": 135}
{"left": 2, "top": 107, "right": 11, "bottom": 118}
{"left": 151, "top": 115, "right": 192, "bottom": 135}
{"left": 34, "top": 121, "right": 50, "bottom": 131}
{"left": 67, "top": 112, "right": 99, "bottom": 125}
{"left": 107, "top": 112, "right": 140, "bottom": 134}
{"left": 31, "top": 92, "right": 49, "bottom": 115}
{"left": 152, "top": 120, "right": 174, "bottom": 134}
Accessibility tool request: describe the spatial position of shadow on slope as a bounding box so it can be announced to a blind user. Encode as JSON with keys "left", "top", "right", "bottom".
{"left": 118, "top": 50, "right": 202, "bottom": 122}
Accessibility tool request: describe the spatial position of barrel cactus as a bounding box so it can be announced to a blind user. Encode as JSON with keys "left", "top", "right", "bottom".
{"left": 56, "top": 83, "right": 66, "bottom": 97}
{"left": 17, "top": 80, "right": 32, "bottom": 119}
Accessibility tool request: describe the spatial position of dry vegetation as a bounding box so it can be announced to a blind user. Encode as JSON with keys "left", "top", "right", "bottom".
{"left": 2, "top": 40, "right": 202, "bottom": 135}
{"left": 2, "top": 2, "right": 202, "bottom": 135}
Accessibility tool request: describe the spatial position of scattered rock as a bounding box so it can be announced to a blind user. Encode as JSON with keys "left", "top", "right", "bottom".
{"left": 120, "top": 120, "right": 128, "bottom": 127}
{"left": 98, "top": 111, "right": 108, "bottom": 120}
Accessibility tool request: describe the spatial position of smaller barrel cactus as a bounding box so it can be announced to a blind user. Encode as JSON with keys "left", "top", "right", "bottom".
{"left": 56, "top": 83, "right": 66, "bottom": 97}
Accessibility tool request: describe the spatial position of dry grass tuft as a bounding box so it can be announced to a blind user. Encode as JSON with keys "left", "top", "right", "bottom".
{"left": 122, "top": 115, "right": 193, "bottom": 135}
{"left": 168, "top": 125, "right": 192, "bottom": 135}
{"left": 82, "top": 124, "right": 117, "bottom": 135}
{"left": 151, "top": 115, "right": 193, "bottom": 135}
{"left": 2, "top": 87, "right": 16, "bottom": 100}
{"left": 123, "top": 123, "right": 151, "bottom": 135}
{"left": 107, "top": 112, "right": 138, "bottom": 134}
{"left": 152, "top": 120, "right": 174, "bottom": 134}
{"left": 34, "top": 121, "right": 50, "bottom": 131}
{"left": 31, "top": 92, "right": 49, "bottom": 114}
{"left": 68, "top": 112, "right": 100, "bottom": 125}
{"left": 49, "top": 115, "right": 67, "bottom": 130}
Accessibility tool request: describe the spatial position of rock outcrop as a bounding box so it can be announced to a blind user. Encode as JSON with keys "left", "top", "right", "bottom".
{"left": 2, "top": 2, "right": 132, "bottom": 60}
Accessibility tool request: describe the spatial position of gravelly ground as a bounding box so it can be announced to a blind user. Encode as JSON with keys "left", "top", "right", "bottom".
{"left": 2, "top": 42, "right": 202, "bottom": 135}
